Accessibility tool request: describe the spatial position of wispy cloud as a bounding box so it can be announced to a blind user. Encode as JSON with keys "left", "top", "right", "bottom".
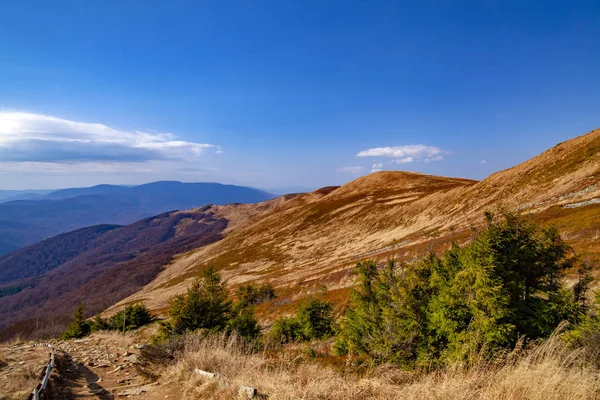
{"left": 0, "top": 111, "right": 221, "bottom": 163}
{"left": 357, "top": 144, "right": 446, "bottom": 164}
{"left": 371, "top": 163, "right": 383, "bottom": 173}
{"left": 336, "top": 166, "right": 364, "bottom": 174}
{"left": 390, "top": 157, "right": 413, "bottom": 164}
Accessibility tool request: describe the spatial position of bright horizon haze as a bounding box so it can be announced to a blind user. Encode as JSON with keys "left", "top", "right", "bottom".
{"left": 0, "top": 1, "right": 599, "bottom": 190}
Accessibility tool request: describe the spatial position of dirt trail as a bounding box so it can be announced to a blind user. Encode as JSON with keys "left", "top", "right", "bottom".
{"left": 51, "top": 333, "right": 179, "bottom": 399}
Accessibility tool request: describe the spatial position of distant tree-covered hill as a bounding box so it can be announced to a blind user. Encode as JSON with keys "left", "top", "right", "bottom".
{"left": 0, "top": 224, "right": 121, "bottom": 287}
{"left": 0, "top": 189, "right": 54, "bottom": 203}
{"left": 0, "top": 181, "right": 274, "bottom": 255}
{"left": 0, "top": 207, "right": 228, "bottom": 339}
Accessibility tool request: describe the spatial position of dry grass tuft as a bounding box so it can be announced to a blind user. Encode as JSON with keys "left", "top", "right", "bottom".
{"left": 162, "top": 333, "right": 600, "bottom": 400}
{"left": 0, "top": 344, "right": 50, "bottom": 400}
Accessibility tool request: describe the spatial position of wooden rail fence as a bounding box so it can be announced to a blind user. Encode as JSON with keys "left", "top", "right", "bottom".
{"left": 27, "top": 344, "right": 56, "bottom": 400}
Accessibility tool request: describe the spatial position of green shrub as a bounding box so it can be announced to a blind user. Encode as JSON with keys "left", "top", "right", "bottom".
{"left": 236, "top": 283, "right": 276, "bottom": 306}
{"left": 270, "top": 316, "right": 303, "bottom": 344}
{"left": 337, "top": 211, "right": 581, "bottom": 367}
{"left": 226, "top": 283, "right": 275, "bottom": 342}
{"left": 564, "top": 292, "right": 600, "bottom": 367}
{"left": 573, "top": 259, "right": 595, "bottom": 314}
{"left": 227, "top": 303, "right": 261, "bottom": 341}
{"left": 332, "top": 334, "right": 349, "bottom": 356}
{"left": 91, "top": 313, "right": 109, "bottom": 331}
{"left": 158, "top": 266, "right": 232, "bottom": 340}
{"left": 269, "top": 295, "right": 335, "bottom": 344}
{"left": 89, "top": 304, "right": 153, "bottom": 332}
{"left": 62, "top": 302, "right": 91, "bottom": 340}
{"left": 296, "top": 296, "right": 335, "bottom": 340}
{"left": 108, "top": 304, "right": 154, "bottom": 332}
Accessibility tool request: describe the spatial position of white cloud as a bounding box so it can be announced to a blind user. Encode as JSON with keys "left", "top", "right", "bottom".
{"left": 0, "top": 111, "right": 221, "bottom": 163}
{"left": 336, "top": 166, "right": 364, "bottom": 174}
{"left": 424, "top": 155, "right": 444, "bottom": 163}
{"left": 480, "top": 160, "right": 487, "bottom": 164}
{"left": 390, "top": 157, "right": 414, "bottom": 164}
{"left": 357, "top": 144, "right": 445, "bottom": 164}
{"left": 371, "top": 163, "right": 383, "bottom": 173}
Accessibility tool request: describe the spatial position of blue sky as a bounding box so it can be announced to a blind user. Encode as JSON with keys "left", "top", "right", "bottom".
{"left": 0, "top": 1, "right": 599, "bottom": 190}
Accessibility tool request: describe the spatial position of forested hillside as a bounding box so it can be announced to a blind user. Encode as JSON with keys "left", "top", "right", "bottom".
{"left": 0, "top": 208, "right": 228, "bottom": 339}
{"left": 0, "top": 224, "right": 120, "bottom": 287}
{"left": 0, "top": 181, "right": 274, "bottom": 255}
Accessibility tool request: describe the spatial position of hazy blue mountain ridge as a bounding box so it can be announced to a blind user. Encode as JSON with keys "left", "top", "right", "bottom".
{"left": 0, "top": 181, "right": 275, "bottom": 255}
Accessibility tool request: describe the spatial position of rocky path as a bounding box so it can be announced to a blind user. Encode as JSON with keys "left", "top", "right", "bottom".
{"left": 51, "top": 333, "right": 177, "bottom": 399}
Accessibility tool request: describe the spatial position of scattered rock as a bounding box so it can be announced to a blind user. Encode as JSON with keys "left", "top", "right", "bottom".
{"left": 194, "top": 368, "right": 216, "bottom": 378}
{"left": 110, "top": 365, "right": 123, "bottom": 373}
{"left": 116, "top": 384, "right": 155, "bottom": 397}
{"left": 239, "top": 385, "right": 258, "bottom": 399}
{"left": 125, "top": 354, "right": 141, "bottom": 364}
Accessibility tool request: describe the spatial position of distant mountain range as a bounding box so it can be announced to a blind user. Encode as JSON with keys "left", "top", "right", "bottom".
{"left": 0, "top": 189, "right": 55, "bottom": 202}
{"left": 1, "top": 128, "right": 599, "bottom": 340}
{"left": 0, "top": 181, "right": 275, "bottom": 255}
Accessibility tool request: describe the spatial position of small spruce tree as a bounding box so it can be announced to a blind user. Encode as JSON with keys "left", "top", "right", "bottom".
{"left": 269, "top": 293, "right": 335, "bottom": 344}
{"left": 227, "top": 302, "right": 261, "bottom": 341}
{"left": 296, "top": 296, "right": 335, "bottom": 341}
{"left": 158, "top": 266, "right": 232, "bottom": 339}
{"left": 108, "top": 304, "right": 154, "bottom": 332}
{"left": 62, "top": 302, "right": 91, "bottom": 340}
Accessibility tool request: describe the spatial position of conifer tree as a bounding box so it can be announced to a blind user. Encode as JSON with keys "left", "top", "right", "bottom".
{"left": 159, "top": 265, "right": 232, "bottom": 338}
{"left": 227, "top": 302, "right": 261, "bottom": 341}
{"left": 62, "top": 302, "right": 91, "bottom": 340}
{"left": 296, "top": 296, "right": 335, "bottom": 340}
{"left": 335, "top": 211, "right": 579, "bottom": 367}
{"left": 270, "top": 293, "right": 335, "bottom": 344}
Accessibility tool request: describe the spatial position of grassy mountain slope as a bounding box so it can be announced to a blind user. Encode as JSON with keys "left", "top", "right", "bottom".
{"left": 112, "top": 129, "right": 600, "bottom": 318}
{"left": 1, "top": 128, "right": 598, "bottom": 337}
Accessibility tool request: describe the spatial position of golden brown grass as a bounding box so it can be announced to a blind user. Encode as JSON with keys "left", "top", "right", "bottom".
{"left": 162, "top": 333, "right": 600, "bottom": 400}
{"left": 0, "top": 343, "right": 51, "bottom": 400}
